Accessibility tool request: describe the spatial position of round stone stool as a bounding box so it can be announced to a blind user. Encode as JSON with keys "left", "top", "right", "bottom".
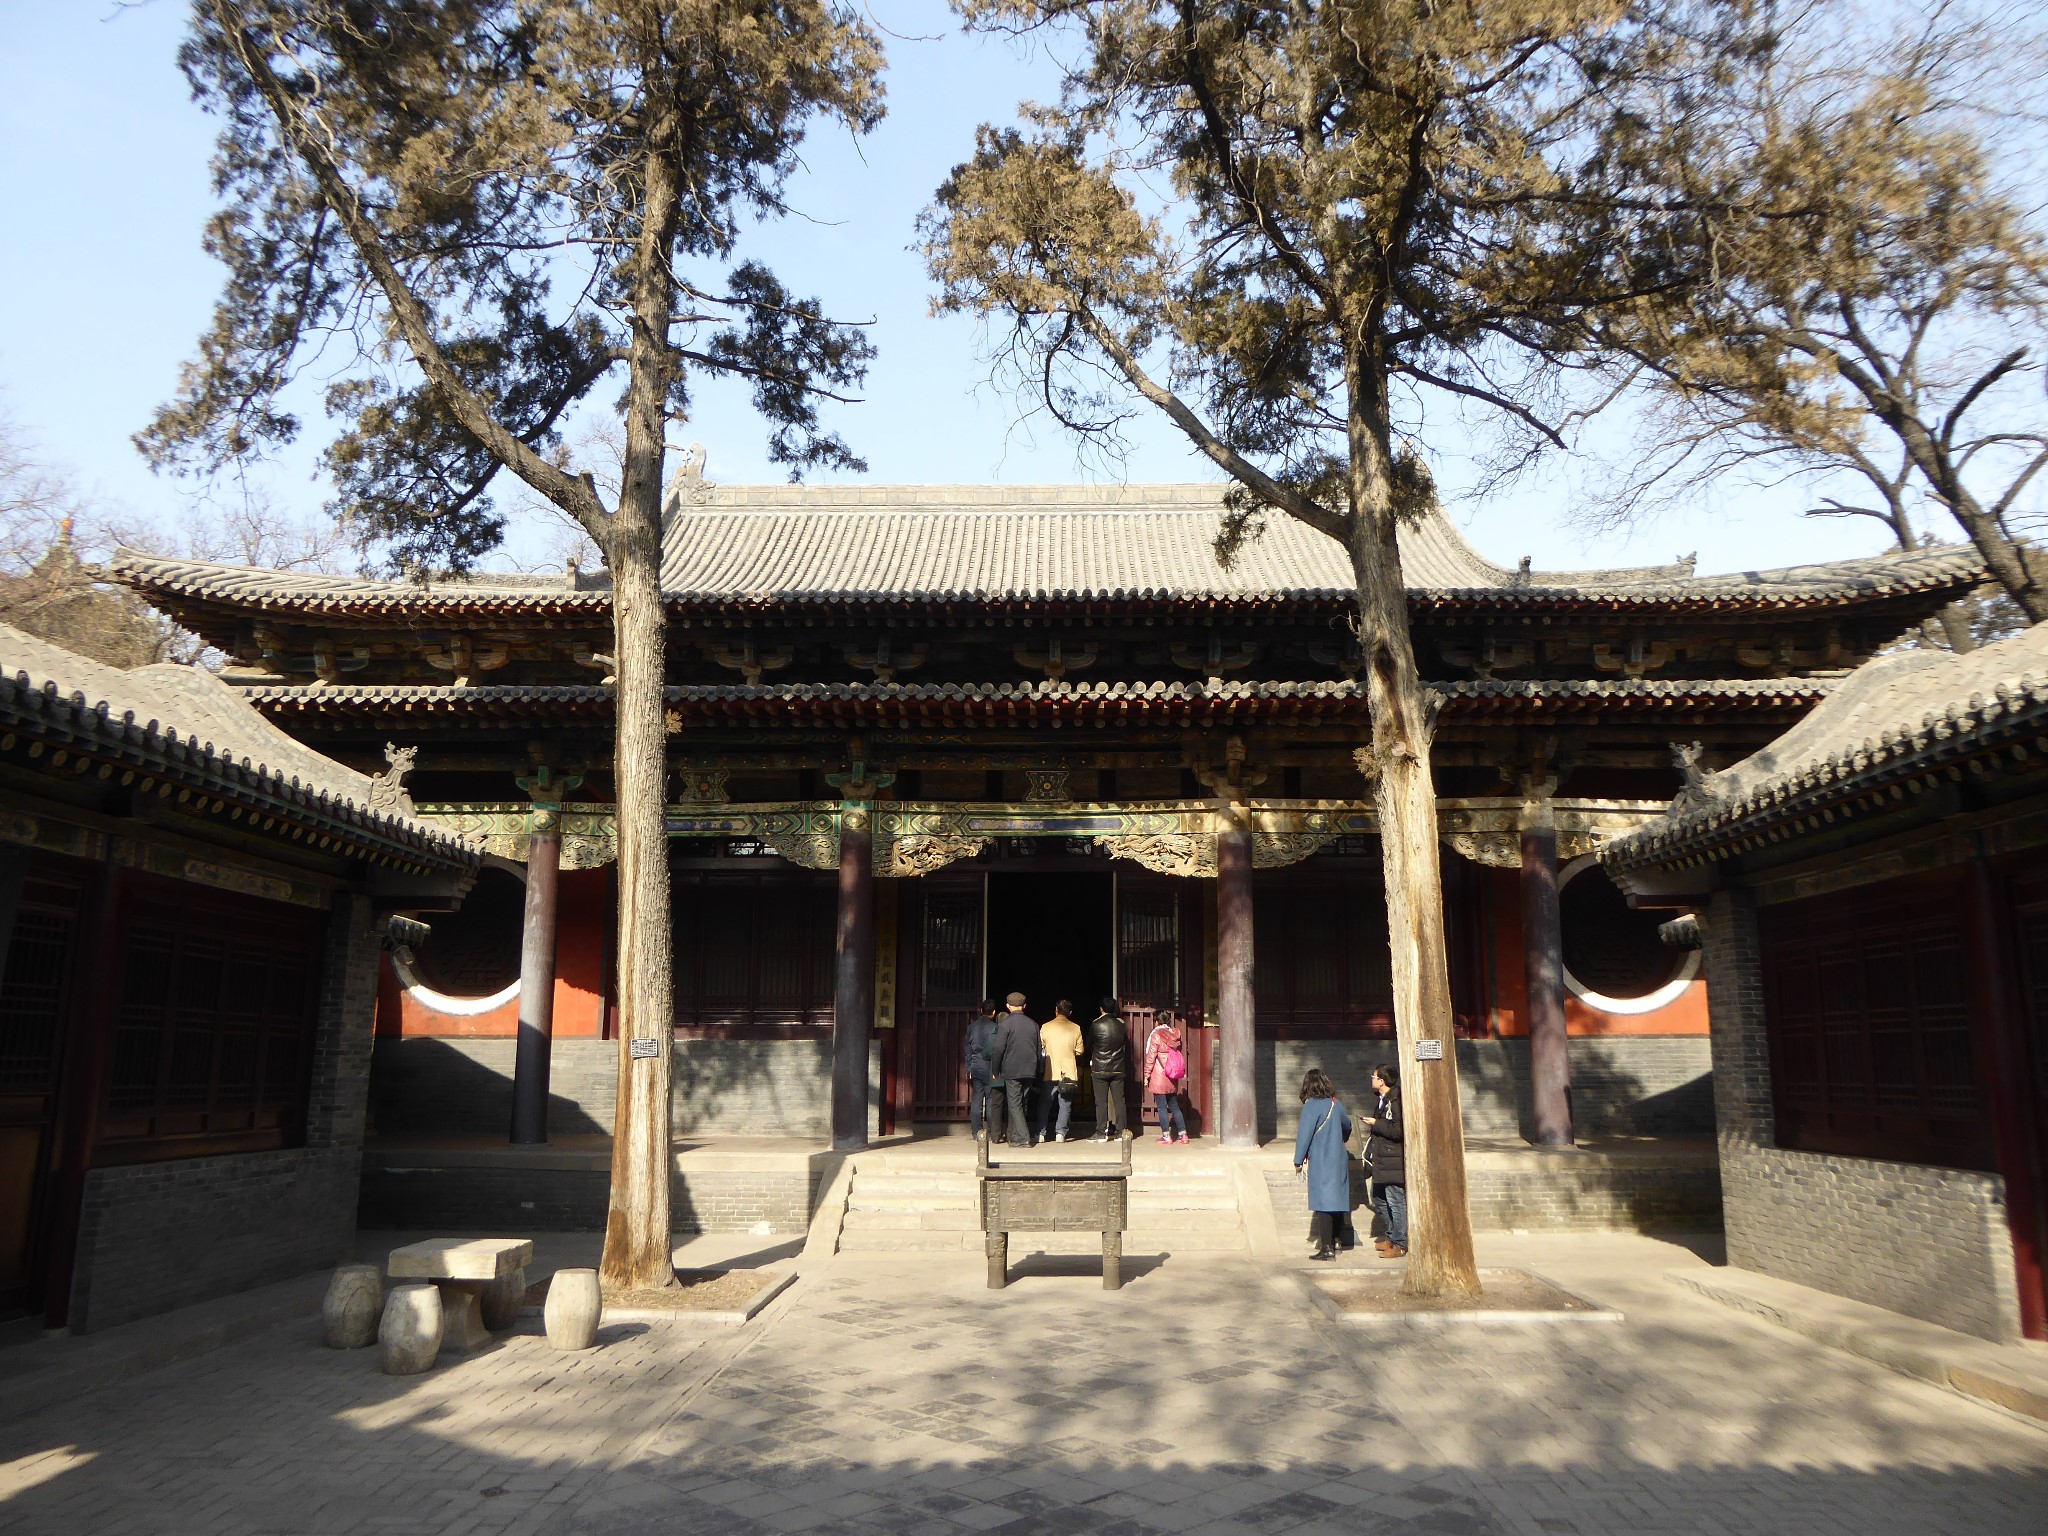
{"left": 544, "top": 1268, "right": 601, "bottom": 1351}
{"left": 379, "top": 1283, "right": 444, "bottom": 1375}
{"left": 322, "top": 1263, "right": 384, "bottom": 1349}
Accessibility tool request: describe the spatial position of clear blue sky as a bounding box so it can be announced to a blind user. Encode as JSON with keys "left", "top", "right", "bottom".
{"left": 0, "top": 0, "right": 1891, "bottom": 576}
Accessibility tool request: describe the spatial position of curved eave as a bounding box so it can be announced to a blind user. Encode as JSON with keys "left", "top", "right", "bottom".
{"left": 0, "top": 679, "right": 478, "bottom": 874}
{"left": 241, "top": 677, "right": 1829, "bottom": 732}
{"left": 113, "top": 564, "right": 1984, "bottom": 629}
{"left": 1603, "top": 696, "right": 2048, "bottom": 874}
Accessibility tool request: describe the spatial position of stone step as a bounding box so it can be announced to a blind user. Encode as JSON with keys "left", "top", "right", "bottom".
{"left": 835, "top": 1226, "right": 1248, "bottom": 1254}
{"left": 842, "top": 1205, "right": 1245, "bottom": 1234}
{"left": 848, "top": 1188, "right": 1237, "bottom": 1213}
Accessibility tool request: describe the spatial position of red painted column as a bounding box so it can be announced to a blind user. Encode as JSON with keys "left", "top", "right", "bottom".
{"left": 1519, "top": 800, "right": 1574, "bottom": 1146}
{"left": 1216, "top": 815, "right": 1257, "bottom": 1148}
{"left": 832, "top": 803, "right": 875, "bottom": 1151}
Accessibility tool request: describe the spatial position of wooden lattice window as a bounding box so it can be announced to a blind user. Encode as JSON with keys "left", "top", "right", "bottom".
{"left": 1253, "top": 867, "right": 1395, "bottom": 1031}
{"left": 97, "top": 882, "right": 325, "bottom": 1163}
{"left": 1760, "top": 881, "right": 1992, "bottom": 1169}
{"left": 670, "top": 865, "right": 836, "bottom": 1027}
{"left": 920, "top": 885, "right": 983, "bottom": 1008}
{"left": 1116, "top": 886, "right": 1178, "bottom": 1007}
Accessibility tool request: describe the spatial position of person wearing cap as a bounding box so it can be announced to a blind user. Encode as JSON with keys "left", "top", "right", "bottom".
{"left": 989, "top": 992, "right": 1042, "bottom": 1148}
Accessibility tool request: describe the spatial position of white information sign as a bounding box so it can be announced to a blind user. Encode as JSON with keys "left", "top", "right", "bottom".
{"left": 1413, "top": 1039, "right": 1445, "bottom": 1061}
{"left": 629, "top": 1037, "right": 661, "bottom": 1060}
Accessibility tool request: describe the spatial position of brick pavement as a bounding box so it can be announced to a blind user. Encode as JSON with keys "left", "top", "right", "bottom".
{"left": 0, "top": 1235, "right": 2043, "bottom": 1535}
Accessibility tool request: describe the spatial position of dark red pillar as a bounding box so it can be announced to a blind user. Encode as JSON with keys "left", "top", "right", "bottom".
{"left": 509, "top": 810, "right": 562, "bottom": 1145}
{"left": 1216, "top": 817, "right": 1257, "bottom": 1148}
{"left": 1963, "top": 855, "right": 2047, "bottom": 1341}
{"left": 832, "top": 805, "right": 875, "bottom": 1150}
{"left": 1519, "top": 807, "right": 1574, "bottom": 1146}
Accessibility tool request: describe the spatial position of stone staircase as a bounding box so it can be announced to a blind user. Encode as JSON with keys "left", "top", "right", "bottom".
{"left": 835, "top": 1150, "right": 1247, "bottom": 1255}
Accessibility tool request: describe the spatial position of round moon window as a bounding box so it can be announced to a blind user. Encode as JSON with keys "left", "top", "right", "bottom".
{"left": 393, "top": 866, "right": 525, "bottom": 1014}
{"left": 1557, "top": 854, "right": 1698, "bottom": 1015}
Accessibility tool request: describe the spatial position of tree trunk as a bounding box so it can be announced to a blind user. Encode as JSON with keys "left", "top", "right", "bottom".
{"left": 599, "top": 110, "right": 683, "bottom": 1294}
{"left": 1215, "top": 814, "right": 1257, "bottom": 1148}
{"left": 1345, "top": 368, "right": 1481, "bottom": 1298}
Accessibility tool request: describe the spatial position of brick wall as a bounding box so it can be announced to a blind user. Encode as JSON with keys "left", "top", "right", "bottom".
{"left": 1257, "top": 1036, "right": 1712, "bottom": 1141}
{"left": 369, "top": 1034, "right": 879, "bottom": 1141}
{"left": 357, "top": 1160, "right": 824, "bottom": 1234}
{"left": 1701, "top": 887, "right": 2025, "bottom": 1342}
{"left": 68, "top": 894, "right": 383, "bottom": 1333}
{"left": 1263, "top": 1149, "right": 1719, "bottom": 1236}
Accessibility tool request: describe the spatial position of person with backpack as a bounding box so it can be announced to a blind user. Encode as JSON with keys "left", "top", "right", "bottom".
{"left": 1363, "top": 1062, "right": 1407, "bottom": 1258}
{"left": 1143, "top": 1012, "right": 1190, "bottom": 1144}
{"left": 1085, "top": 996, "right": 1129, "bottom": 1141}
{"left": 1292, "top": 1068, "right": 1354, "bottom": 1261}
{"left": 965, "top": 1000, "right": 1001, "bottom": 1141}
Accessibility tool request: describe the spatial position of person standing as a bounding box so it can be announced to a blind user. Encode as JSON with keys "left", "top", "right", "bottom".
{"left": 965, "top": 999, "right": 1001, "bottom": 1142}
{"left": 1143, "top": 1012, "right": 1190, "bottom": 1144}
{"left": 1292, "top": 1069, "right": 1354, "bottom": 1261}
{"left": 1085, "top": 996, "right": 1129, "bottom": 1141}
{"left": 1036, "top": 1000, "right": 1085, "bottom": 1143}
{"left": 990, "top": 992, "right": 1041, "bottom": 1150}
{"left": 1363, "top": 1062, "right": 1407, "bottom": 1258}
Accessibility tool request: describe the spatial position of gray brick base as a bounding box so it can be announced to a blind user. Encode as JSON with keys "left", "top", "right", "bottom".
{"left": 1700, "top": 888, "right": 2025, "bottom": 1342}
{"left": 1258, "top": 1036, "right": 1713, "bottom": 1142}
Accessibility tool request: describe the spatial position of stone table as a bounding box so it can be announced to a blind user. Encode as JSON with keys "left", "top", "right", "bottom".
{"left": 387, "top": 1238, "right": 533, "bottom": 1352}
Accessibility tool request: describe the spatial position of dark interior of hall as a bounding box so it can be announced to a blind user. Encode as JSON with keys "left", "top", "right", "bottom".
{"left": 984, "top": 871, "right": 1113, "bottom": 1032}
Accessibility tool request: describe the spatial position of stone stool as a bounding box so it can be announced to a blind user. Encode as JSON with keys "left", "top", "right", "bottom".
{"left": 322, "top": 1263, "right": 383, "bottom": 1349}
{"left": 379, "top": 1284, "right": 444, "bottom": 1375}
{"left": 544, "top": 1268, "right": 601, "bottom": 1351}
{"left": 387, "top": 1238, "right": 535, "bottom": 1354}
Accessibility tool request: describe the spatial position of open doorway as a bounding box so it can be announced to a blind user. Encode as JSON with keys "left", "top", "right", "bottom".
{"left": 984, "top": 871, "right": 1114, "bottom": 1027}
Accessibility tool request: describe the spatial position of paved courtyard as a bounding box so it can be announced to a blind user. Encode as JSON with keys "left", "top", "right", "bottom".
{"left": 1, "top": 1234, "right": 2043, "bottom": 1536}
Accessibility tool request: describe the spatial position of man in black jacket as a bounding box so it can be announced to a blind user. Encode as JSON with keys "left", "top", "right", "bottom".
{"left": 990, "top": 993, "right": 1042, "bottom": 1147}
{"left": 1085, "top": 996, "right": 1129, "bottom": 1141}
{"left": 965, "top": 1001, "right": 1001, "bottom": 1141}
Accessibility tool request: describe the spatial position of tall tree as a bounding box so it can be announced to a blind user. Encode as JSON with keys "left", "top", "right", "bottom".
{"left": 1574, "top": 0, "right": 2048, "bottom": 628}
{"left": 924, "top": 0, "right": 1771, "bottom": 1296}
{"left": 143, "top": 0, "right": 883, "bottom": 1289}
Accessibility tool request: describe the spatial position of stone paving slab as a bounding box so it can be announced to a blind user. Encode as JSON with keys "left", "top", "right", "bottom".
{"left": 1674, "top": 1264, "right": 2048, "bottom": 1425}
{"left": 0, "top": 1234, "right": 2042, "bottom": 1535}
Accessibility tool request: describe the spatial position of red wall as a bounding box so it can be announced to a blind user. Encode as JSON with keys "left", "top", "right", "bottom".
{"left": 1482, "top": 866, "right": 1707, "bottom": 1038}
{"left": 375, "top": 866, "right": 611, "bottom": 1038}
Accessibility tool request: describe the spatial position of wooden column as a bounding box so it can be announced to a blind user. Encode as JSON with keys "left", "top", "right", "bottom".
{"left": 511, "top": 767, "right": 579, "bottom": 1146}
{"left": 1519, "top": 800, "right": 1574, "bottom": 1146}
{"left": 1216, "top": 815, "right": 1257, "bottom": 1148}
{"left": 1963, "top": 853, "right": 2048, "bottom": 1341}
{"left": 41, "top": 857, "right": 121, "bottom": 1330}
{"left": 832, "top": 803, "right": 875, "bottom": 1151}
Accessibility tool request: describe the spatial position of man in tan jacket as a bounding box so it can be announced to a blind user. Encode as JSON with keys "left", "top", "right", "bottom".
{"left": 1034, "top": 1000, "right": 1086, "bottom": 1144}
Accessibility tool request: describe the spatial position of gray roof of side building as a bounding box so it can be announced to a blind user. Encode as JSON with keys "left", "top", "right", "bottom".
{"left": 0, "top": 623, "right": 475, "bottom": 871}
{"left": 1602, "top": 623, "right": 2048, "bottom": 873}
{"left": 106, "top": 482, "right": 1983, "bottom": 615}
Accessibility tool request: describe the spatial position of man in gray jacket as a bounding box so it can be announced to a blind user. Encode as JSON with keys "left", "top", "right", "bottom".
{"left": 989, "top": 992, "right": 1041, "bottom": 1148}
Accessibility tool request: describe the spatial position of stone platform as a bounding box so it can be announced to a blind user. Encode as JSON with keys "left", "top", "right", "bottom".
{"left": 359, "top": 1129, "right": 1720, "bottom": 1242}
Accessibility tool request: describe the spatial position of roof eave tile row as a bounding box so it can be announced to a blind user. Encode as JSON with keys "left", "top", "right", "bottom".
{"left": 239, "top": 675, "right": 1829, "bottom": 729}
{"left": 1, "top": 671, "right": 477, "bottom": 873}
{"left": 1601, "top": 678, "right": 2048, "bottom": 874}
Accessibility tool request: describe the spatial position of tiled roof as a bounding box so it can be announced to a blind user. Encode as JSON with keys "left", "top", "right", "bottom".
{"left": 109, "top": 482, "right": 1983, "bottom": 616}
{"left": 1603, "top": 624, "right": 2048, "bottom": 872}
{"left": 241, "top": 674, "right": 1829, "bottom": 729}
{"left": 0, "top": 624, "right": 475, "bottom": 871}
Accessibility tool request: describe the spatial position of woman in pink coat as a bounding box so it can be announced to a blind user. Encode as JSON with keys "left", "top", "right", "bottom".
{"left": 1143, "top": 1013, "right": 1190, "bottom": 1144}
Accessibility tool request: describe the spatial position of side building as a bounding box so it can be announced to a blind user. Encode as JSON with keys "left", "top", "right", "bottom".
{"left": 0, "top": 625, "right": 475, "bottom": 1332}
{"left": 111, "top": 481, "right": 1981, "bottom": 1217}
{"left": 1604, "top": 625, "right": 2048, "bottom": 1342}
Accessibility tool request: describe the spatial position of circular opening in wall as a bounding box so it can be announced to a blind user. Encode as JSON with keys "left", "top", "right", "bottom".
{"left": 1558, "top": 854, "right": 1698, "bottom": 1015}
{"left": 410, "top": 866, "right": 525, "bottom": 1000}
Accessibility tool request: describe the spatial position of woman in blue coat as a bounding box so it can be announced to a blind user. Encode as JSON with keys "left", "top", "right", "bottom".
{"left": 1292, "top": 1069, "right": 1354, "bottom": 1261}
